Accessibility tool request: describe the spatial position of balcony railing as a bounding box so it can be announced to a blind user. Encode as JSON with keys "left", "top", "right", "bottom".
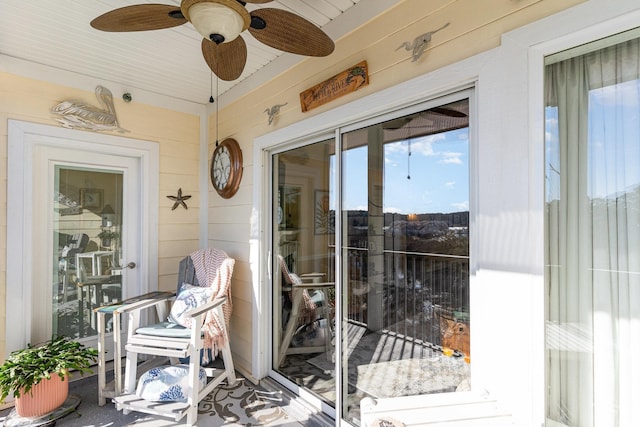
{"left": 333, "top": 246, "right": 470, "bottom": 351}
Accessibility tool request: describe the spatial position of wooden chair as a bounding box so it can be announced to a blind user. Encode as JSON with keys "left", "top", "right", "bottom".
{"left": 113, "top": 249, "right": 236, "bottom": 426}
{"left": 58, "top": 233, "right": 90, "bottom": 302}
{"left": 277, "top": 254, "right": 334, "bottom": 367}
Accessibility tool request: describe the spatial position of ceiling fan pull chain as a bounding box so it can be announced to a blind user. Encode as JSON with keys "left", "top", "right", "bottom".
{"left": 209, "top": 72, "right": 214, "bottom": 104}
{"left": 215, "top": 47, "right": 220, "bottom": 147}
{"left": 407, "top": 139, "right": 412, "bottom": 180}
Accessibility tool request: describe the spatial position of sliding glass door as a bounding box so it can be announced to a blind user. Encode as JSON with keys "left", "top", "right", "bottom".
{"left": 271, "top": 95, "right": 471, "bottom": 424}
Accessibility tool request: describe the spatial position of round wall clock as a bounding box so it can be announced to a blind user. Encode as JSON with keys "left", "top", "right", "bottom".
{"left": 210, "top": 138, "right": 243, "bottom": 199}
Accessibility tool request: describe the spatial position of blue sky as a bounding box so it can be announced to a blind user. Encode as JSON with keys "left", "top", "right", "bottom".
{"left": 339, "top": 128, "right": 469, "bottom": 214}
{"left": 546, "top": 79, "right": 640, "bottom": 201}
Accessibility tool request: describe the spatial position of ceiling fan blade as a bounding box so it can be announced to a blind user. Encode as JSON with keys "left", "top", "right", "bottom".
{"left": 202, "top": 36, "right": 247, "bottom": 81}
{"left": 430, "top": 107, "right": 468, "bottom": 118}
{"left": 91, "top": 4, "right": 186, "bottom": 32}
{"left": 249, "top": 9, "right": 334, "bottom": 57}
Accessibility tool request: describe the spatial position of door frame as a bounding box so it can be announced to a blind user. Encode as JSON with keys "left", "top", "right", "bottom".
{"left": 254, "top": 77, "right": 476, "bottom": 422}
{"left": 6, "top": 120, "right": 159, "bottom": 355}
{"left": 252, "top": 67, "right": 481, "bottom": 379}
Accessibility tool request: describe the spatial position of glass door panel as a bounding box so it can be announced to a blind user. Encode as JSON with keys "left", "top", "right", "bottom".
{"left": 545, "top": 36, "right": 640, "bottom": 426}
{"left": 272, "top": 139, "right": 336, "bottom": 408}
{"left": 53, "top": 166, "right": 124, "bottom": 340}
{"left": 340, "top": 99, "right": 471, "bottom": 423}
{"left": 269, "top": 98, "right": 471, "bottom": 425}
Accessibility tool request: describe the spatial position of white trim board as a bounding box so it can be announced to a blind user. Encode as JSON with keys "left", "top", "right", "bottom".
{"left": 6, "top": 120, "right": 159, "bottom": 355}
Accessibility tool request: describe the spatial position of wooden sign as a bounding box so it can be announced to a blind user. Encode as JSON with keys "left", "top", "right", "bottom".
{"left": 300, "top": 61, "right": 369, "bottom": 112}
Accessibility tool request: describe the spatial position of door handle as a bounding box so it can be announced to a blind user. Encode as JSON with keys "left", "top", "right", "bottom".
{"left": 125, "top": 262, "right": 136, "bottom": 269}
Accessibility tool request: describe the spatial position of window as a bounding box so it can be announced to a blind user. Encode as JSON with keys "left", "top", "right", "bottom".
{"left": 545, "top": 34, "right": 640, "bottom": 426}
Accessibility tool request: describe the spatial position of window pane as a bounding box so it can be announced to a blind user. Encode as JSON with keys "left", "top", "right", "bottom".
{"left": 545, "top": 37, "right": 640, "bottom": 426}
{"left": 54, "top": 166, "right": 123, "bottom": 339}
{"left": 341, "top": 100, "right": 470, "bottom": 423}
{"left": 272, "top": 139, "right": 336, "bottom": 409}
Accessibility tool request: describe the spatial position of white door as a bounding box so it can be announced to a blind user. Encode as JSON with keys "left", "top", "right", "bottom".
{"left": 6, "top": 120, "right": 159, "bottom": 357}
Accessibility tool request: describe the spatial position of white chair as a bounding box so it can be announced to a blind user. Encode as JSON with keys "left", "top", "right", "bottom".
{"left": 277, "top": 254, "right": 334, "bottom": 367}
{"left": 57, "top": 233, "right": 89, "bottom": 302}
{"left": 113, "top": 249, "right": 236, "bottom": 426}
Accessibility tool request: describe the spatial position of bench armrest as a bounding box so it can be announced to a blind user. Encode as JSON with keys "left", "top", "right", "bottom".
{"left": 116, "top": 292, "right": 176, "bottom": 314}
{"left": 184, "top": 296, "right": 227, "bottom": 319}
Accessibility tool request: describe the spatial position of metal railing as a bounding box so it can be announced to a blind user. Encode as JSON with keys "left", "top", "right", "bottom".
{"left": 333, "top": 246, "right": 470, "bottom": 348}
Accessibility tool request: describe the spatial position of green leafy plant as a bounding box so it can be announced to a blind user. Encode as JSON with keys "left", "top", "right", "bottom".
{"left": 0, "top": 336, "right": 98, "bottom": 402}
{"left": 97, "top": 229, "right": 119, "bottom": 240}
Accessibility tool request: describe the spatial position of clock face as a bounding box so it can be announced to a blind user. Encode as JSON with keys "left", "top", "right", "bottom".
{"left": 277, "top": 206, "right": 283, "bottom": 224}
{"left": 210, "top": 138, "right": 243, "bottom": 199}
{"left": 213, "top": 146, "right": 231, "bottom": 189}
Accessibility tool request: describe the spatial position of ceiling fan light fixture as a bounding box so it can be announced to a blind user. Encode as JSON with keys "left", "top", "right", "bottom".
{"left": 183, "top": 0, "right": 250, "bottom": 43}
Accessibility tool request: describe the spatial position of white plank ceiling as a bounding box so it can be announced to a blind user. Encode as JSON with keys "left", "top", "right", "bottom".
{"left": 0, "top": 0, "right": 399, "bottom": 108}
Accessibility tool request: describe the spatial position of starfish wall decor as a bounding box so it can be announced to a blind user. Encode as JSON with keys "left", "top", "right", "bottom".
{"left": 167, "top": 188, "right": 191, "bottom": 210}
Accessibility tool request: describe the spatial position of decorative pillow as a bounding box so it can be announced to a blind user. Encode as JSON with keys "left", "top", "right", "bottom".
{"left": 136, "top": 364, "right": 206, "bottom": 402}
{"left": 168, "top": 283, "right": 214, "bottom": 328}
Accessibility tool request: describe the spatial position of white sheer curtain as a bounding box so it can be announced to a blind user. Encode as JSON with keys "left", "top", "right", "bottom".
{"left": 545, "top": 37, "right": 640, "bottom": 426}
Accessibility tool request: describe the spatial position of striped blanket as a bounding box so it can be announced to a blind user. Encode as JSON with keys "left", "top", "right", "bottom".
{"left": 190, "top": 248, "right": 235, "bottom": 363}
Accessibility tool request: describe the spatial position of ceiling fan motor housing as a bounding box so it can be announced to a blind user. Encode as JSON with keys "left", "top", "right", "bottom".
{"left": 181, "top": 0, "right": 250, "bottom": 43}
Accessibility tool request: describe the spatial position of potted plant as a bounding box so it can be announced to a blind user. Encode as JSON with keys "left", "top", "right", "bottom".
{"left": 0, "top": 336, "right": 98, "bottom": 418}
{"left": 97, "top": 229, "right": 119, "bottom": 247}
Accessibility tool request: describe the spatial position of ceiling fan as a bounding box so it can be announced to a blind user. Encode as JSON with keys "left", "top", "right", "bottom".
{"left": 90, "top": 0, "right": 335, "bottom": 81}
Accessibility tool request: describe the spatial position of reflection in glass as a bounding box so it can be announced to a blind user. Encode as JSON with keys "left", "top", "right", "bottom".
{"left": 53, "top": 167, "right": 123, "bottom": 339}
{"left": 545, "top": 37, "right": 640, "bottom": 426}
{"left": 272, "top": 140, "right": 337, "bottom": 409}
{"left": 340, "top": 100, "right": 470, "bottom": 423}
{"left": 272, "top": 99, "right": 470, "bottom": 425}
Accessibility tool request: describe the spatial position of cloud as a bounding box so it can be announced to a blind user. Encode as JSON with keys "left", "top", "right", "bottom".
{"left": 385, "top": 131, "right": 468, "bottom": 165}
{"left": 445, "top": 181, "right": 456, "bottom": 188}
{"left": 591, "top": 81, "right": 640, "bottom": 107}
{"left": 439, "top": 151, "right": 463, "bottom": 164}
{"left": 385, "top": 141, "right": 407, "bottom": 154}
{"left": 352, "top": 205, "right": 369, "bottom": 211}
{"left": 452, "top": 201, "right": 469, "bottom": 210}
{"left": 545, "top": 131, "right": 555, "bottom": 141}
{"left": 412, "top": 134, "right": 444, "bottom": 157}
